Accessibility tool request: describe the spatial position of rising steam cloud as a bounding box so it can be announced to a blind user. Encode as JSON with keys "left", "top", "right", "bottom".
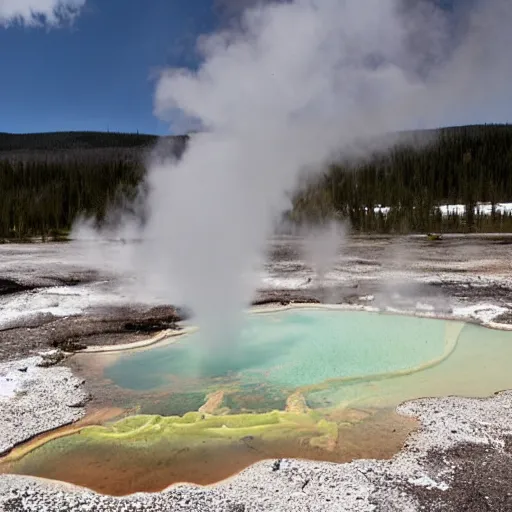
{"left": 0, "top": 0, "right": 85, "bottom": 27}
{"left": 79, "top": 0, "right": 512, "bottom": 346}
{"left": 302, "top": 220, "right": 346, "bottom": 295}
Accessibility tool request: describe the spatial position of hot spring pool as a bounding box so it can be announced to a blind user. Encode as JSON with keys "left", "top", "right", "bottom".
{"left": 4, "top": 308, "right": 512, "bottom": 496}
{"left": 105, "top": 309, "right": 458, "bottom": 393}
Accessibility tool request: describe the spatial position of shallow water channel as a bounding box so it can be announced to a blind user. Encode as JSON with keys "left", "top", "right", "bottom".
{"left": 4, "top": 309, "right": 512, "bottom": 495}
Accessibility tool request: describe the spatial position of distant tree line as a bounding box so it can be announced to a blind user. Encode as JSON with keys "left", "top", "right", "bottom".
{"left": 0, "top": 131, "right": 158, "bottom": 152}
{"left": 289, "top": 124, "right": 512, "bottom": 234}
{"left": 0, "top": 132, "right": 187, "bottom": 240}
{"left": 1, "top": 126, "right": 512, "bottom": 239}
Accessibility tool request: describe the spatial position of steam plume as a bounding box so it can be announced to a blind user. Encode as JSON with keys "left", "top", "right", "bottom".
{"left": 302, "top": 221, "right": 346, "bottom": 298}
{"left": 78, "top": 0, "right": 512, "bottom": 346}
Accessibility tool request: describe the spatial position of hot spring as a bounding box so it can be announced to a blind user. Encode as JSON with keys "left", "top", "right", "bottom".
{"left": 3, "top": 307, "right": 512, "bottom": 496}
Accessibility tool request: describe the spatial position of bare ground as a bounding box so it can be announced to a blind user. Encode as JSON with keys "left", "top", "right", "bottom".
{"left": 0, "top": 306, "right": 183, "bottom": 362}
{"left": 2, "top": 235, "right": 512, "bottom": 361}
{"left": 2, "top": 235, "right": 512, "bottom": 510}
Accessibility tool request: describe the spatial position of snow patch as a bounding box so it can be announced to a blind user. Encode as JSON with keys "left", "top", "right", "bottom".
{"left": 0, "top": 352, "right": 87, "bottom": 454}
{"left": 0, "top": 284, "right": 131, "bottom": 329}
{"left": 453, "top": 304, "right": 508, "bottom": 324}
{"left": 371, "top": 203, "right": 512, "bottom": 217}
{"left": 408, "top": 476, "right": 450, "bottom": 491}
{"left": 260, "top": 275, "right": 313, "bottom": 290}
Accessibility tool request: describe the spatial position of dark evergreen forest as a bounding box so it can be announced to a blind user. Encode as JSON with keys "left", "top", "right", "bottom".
{"left": 1, "top": 125, "right": 512, "bottom": 240}
{"left": 0, "top": 132, "right": 187, "bottom": 239}
{"left": 291, "top": 124, "right": 512, "bottom": 233}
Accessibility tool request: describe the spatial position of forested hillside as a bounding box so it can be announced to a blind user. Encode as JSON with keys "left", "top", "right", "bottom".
{"left": 0, "top": 131, "right": 158, "bottom": 152}
{"left": 0, "top": 132, "right": 188, "bottom": 239}
{"left": 290, "top": 124, "right": 512, "bottom": 233}
{"left": 1, "top": 125, "right": 512, "bottom": 239}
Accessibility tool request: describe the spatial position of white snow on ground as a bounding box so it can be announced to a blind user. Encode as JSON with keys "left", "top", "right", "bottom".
{"left": 0, "top": 374, "right": 18, "bottom": 399}
{"left": 414, "top": 302, "right": 436, "bottom": 311}
{"left": 373, "top": 205, "right": 391, "bottom": 215}
{"left": 0, "top": 283, "right": 134, "bottom": 329}
{"left": 374, "top": 202, "right": 512, "bottom": 217}
{"left": 0, "top": 292, "right": 82, "bottom": 328}
{"left": 260, "top": 275, "right": 313, "bottom": 290}
{"left": 3, "top": 268, "right": 504, "bottom": 329}
{"left": 0, "top": 352, "right": 87, "bottom": 454}
{"left": 2, "top": 238, "right": 512, "bottom": 329}
{"left": 438, "top": 204, "right": 466, "bottom": 216}
{"left": 407, "top": 475, "right": 449, "bottom": 492}
{"left": 452, "top": 304, "right": 509, "bottom": 324}
{"left": 0, "top": 274, "right": 507, "bottom": 330}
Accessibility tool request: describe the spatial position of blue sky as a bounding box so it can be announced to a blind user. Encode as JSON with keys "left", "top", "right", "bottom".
{"left": 0, "top": 0, "right": 223, "bottom": 135}
{"left": 0, "top": 0, "right": 509, "bottom": 135}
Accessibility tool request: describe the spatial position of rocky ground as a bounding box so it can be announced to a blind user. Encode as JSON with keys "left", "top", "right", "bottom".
{"left": 0, "top": 305, "right": 183, "bottom": 362}
{"left": 2, "top": 235, "right": 512, "bottom": 361}
{"left": 0, "top": 352, "right": 88, "bottom": 456}
{"left": 1, "top": 235, "right": 512, "bottom": 510}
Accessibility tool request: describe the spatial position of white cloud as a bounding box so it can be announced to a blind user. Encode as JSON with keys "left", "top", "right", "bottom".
{"left": 0, "top": 0, "right": 86, "bottom": 27}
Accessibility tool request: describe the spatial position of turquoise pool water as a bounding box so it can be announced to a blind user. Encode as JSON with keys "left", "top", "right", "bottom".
{"left": 105, "top": 309, "right": 455, "bottom": 393}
